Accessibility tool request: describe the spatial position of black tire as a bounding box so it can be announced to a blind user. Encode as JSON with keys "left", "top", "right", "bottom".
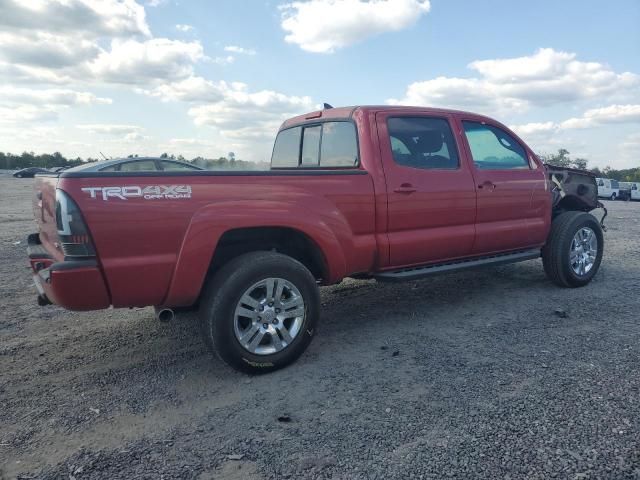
{"left": 611, "top": 193, "right": 616, "bottom": 201}
{"left": 542, "top": 211, "right": 604, "bottom": 288}
{"left": 199, "top": 251, "right": 320, "bottom": 374}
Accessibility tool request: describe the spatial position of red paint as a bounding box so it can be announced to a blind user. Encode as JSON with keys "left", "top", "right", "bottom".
{"left": 28, "top": 106, "right": 551, "bottom": 311}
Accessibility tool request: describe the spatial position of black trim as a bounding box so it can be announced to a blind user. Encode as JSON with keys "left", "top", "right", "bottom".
{"left": 375, "top": 249, "right": 541, "bottom": 282}
{"left": 61, "top": 169, "right": 368, "bottom": 178}
{"left": 48, "top": 259, "right": 99, "bottom": 272}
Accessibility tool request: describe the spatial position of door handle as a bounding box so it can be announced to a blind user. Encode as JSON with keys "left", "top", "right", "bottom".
{"left": 394, "top": 183, "right": 416, "bottom": 194}
{"left": 478, "top": 181, "right": 496, "bottom": 190}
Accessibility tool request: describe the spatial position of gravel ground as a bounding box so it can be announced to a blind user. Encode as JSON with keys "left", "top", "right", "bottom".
{"left": 1, "top": 173, "right": 639, "bottom": 480}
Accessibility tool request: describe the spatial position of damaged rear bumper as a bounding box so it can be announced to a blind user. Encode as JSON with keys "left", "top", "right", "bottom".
{"left": 27, "top": 233, "right": 110, "bottom": 311}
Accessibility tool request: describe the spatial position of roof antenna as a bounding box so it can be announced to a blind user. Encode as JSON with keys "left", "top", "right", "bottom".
{"left": 99, "top": 151, "right": 108, "bottom": 160}
{"left": 323, "top": 103, "right": 333, "bottom": 109}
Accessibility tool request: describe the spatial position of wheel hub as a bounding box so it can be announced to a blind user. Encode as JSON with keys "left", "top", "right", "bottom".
{"left": 570, "top": 227, "right": 598, "bottom": 276}
{"left": 233, "top": 278, "right": 305, "bottom": 356}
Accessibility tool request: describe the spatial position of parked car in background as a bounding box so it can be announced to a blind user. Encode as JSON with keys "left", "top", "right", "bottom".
{"left": 596, "top": 177, "right": 619, "bottom": 200}
{"left": 618, "top": 182, "right": 632, "bottom": 201}
{"left": 13, "top": 167, "right": 51, "bottom": 178}
{"left": 64, "top": 157, "right": 203, "bottom": 173}
{"left": 622, "top": 182, "right": 640, "bottom": 201}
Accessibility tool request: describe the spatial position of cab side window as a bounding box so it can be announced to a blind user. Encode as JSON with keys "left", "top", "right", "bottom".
{"left": 463, "top": 122, "right": 528, "bottom": 170}
{"left": 386, "top": 117, "right": 459, "bottom": 170}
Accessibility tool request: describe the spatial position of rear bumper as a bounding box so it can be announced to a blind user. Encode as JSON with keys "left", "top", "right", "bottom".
{"left": 28, "top": 233, "right": 110, "bottom": 311}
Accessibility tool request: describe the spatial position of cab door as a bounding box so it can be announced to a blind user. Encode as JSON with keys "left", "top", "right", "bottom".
{"left": 456, "top": 117, "right": 550, "bottom": 254}
{"left": 376, "top": 112, "right": 477, "bottom": 268}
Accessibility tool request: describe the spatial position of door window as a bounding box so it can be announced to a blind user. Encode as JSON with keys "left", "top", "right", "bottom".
{"left": 386, "top": 117, "right": 459, "bottom": 170}
{"left": 463, "top": 122, "right": 528, "bottom": 170}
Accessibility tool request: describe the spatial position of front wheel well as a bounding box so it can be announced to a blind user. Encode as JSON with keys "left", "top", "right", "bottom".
{"left": 207, "top": 226, "right": 328, "bottom": 284}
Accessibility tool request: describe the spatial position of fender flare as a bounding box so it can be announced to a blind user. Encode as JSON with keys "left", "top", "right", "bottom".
{"left": 162, "top": 199, "right": 351, "bottom": 306}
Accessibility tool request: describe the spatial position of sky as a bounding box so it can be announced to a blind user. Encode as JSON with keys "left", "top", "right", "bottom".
{"left": 0, "top": 0, "right": 639, "bottom": 168}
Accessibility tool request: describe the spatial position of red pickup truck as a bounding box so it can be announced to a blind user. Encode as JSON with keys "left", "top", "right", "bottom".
{"left": 28, "top": 105, "right": 605, "bottom": 373}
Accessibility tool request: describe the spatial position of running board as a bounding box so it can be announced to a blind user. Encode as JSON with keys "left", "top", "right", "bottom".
{"left": 375, "top": 249, "right": 541, "bottom": 282}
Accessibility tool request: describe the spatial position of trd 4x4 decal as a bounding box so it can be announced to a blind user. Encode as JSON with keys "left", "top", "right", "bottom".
{"left": 81, "top": 185, "right": 192, "bottom": 201}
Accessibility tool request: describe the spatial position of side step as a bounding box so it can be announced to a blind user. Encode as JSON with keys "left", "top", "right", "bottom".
{"left": 375, "top": 249, "right": 541, "bottom": 282}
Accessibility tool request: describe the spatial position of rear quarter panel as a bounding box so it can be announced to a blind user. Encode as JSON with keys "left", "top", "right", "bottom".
{"left": 58, "top": 172, "right": 377, "bottom": 307}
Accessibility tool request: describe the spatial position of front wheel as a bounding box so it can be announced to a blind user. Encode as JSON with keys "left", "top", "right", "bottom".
{"left": 611, "top": 193, "right": 617, "bottom": 201}
{"left": 199, "top": 251, "right": 320, "bottom": 374}
{"left": 542, "top": 211, "right": 604, "bottom": 287}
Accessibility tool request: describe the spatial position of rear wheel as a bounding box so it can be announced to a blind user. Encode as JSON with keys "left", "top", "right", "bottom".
{"left": 199, "top": 251, "right": 319, "bottom": 374}
{"left": 542, "top": 211, "right": 603, "bottom": 287}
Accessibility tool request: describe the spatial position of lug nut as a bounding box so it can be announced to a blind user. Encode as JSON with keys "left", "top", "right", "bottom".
{"left": 268, "top": 302, "right": 274, "bottom": 307}
{"left": 272, "top": 319, "right": 278, "bottom": 324}
{"left": 263, "top": 323, "right": 268, "bottom": 329}
{"left": 275, "top": 308, "right": 281, "bottom": 313}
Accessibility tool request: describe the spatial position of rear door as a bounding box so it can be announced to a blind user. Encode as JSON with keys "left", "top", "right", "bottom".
{"left": 457, "top": 117, "right": 549, "bottom": 254}
{"left": 376, "top": 112, "right": 477, "bottom": 267}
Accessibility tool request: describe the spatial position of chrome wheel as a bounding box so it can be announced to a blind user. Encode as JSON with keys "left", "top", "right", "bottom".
{"left": 570, "top": 227, "right": 598, "bottom": 276}
{"left": 233, "top": 278, "right": 305, "bottom": 355}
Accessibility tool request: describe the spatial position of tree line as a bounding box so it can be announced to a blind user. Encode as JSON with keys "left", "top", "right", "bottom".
{"left": 0, "top": 151, "right": 267, "bottom": 171}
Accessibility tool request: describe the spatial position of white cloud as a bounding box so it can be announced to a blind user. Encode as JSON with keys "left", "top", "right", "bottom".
{"left": 175, "top": 24, "right": 194, "bottom": 32}
{"left": 212, "top": 55, "right": 235, "bottom": 66}
{"left": 144, "top": 77, "right": 314, "bottom": 141}
{"left": 124, "top": 132, "right": 149, "bottom": 142}
{"left": 0, "top": 86, "right": 111, "bottom": 106}
{"left": 89, "top": 38, "right": 205, "bottom": 84}
{"left": 142, "top": 76, "right": 226, "bottom": 102}
{"left": 0, "top": 32, "right": 101, "bottom": 69}
{"left": 0, "top": 0, "right": 150, "bottom": 38}
{"left": 187, "top": 82, "right": 314, "bottom": 132}
{"left": 224, "top": 45, "right": 256, "bottom": 55}
{"left": 559, "top": 104, "right": 640, "bottom": 129}
{"left": 389, "top": 48, "right": 640, "bottom": 114}
{"left": 619, "top": 133, "right": 640, "bottom": 168}
{"left": 510, "top": 122, "right": 557, "bottom": 137}
{"left": 0, "top": 105, "right": 59, "bottom": 124}
{"left": 77, "top": 124, "right": 144, "bottom": 135}
{"left": 280, "top": 0, "right": 431, "bottom": 53}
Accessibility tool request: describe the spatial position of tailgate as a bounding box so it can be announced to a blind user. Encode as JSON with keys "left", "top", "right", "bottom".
{"left": 33, "top": 174, "right": 64, "bottom": 262}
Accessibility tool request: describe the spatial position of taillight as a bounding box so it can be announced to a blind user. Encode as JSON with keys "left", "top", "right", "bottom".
{"left": 55, "top": 189, "right": 96, "bottom": 258}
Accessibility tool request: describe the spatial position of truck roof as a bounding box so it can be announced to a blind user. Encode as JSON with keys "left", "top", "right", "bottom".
{"left": 280, "top": 105, "right": 491, "bottom": 130}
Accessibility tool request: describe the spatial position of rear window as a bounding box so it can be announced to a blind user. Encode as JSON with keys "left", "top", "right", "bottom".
{"left": 320, "top": 122, "right": 358, "bottom": 167}
{"left": 271, "top": 121, "right": 358, "bottom": 168}
{"left": 301, "top": 126, "right": 321, "bottom": 166}
{"left": 271, "top": 127, "right": 301, "bottom": 168}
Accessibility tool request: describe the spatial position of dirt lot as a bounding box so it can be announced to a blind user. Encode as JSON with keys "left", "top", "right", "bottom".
{"left": 1, "top": 173, "right": 639, "bottom": 480}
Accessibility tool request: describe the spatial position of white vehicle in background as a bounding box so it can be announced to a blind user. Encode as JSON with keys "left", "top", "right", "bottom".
{"left": 626, "top": 182, "right": 640, "bottom": 201}
{"left": 596, "top": 178, "right": 620, "bottom": 200}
